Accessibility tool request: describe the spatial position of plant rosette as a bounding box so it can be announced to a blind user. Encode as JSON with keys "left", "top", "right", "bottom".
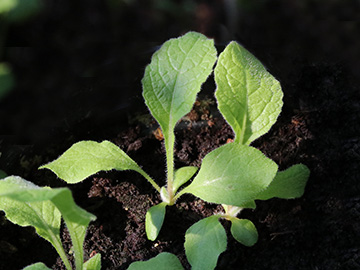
{"left": 39, "top": 32, "right": 310, "bottom": 269}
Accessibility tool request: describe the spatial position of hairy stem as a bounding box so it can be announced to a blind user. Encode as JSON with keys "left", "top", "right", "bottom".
{"left": 137, "top": 168, "right": 161, "bottom": 192}
{"left": 165, "top": 130, "right": 175, "bottom": 204}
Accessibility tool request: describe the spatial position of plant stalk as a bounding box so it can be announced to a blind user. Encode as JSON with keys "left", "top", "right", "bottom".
{"left": 165, "top": 129, "right": 175, "bottom": 204}
{"left": 51, "top": 234, "right": 72, "bottom": 270}
{"left": 137, "top": 168, "right": 161, "bottom": 192}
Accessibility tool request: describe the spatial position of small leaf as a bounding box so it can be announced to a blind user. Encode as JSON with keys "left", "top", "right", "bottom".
{"left": 173, "top": 166, "right": 198, "bottom": 193}
{"left": 256, "top": 164, "right": 310, "bottom": 200}
{"left": 145, "top": 202, "right": 167, "bottom": 241}
{"left": 39, "top": 140, "right": 144, "bottom": 184}
{"left": 83, "top": 253, "right": 101, "bottom": 270}
{"left": 127, "top": 252, "right": 184, "bottom": 270}
{"left": 229, "top": 217, "right": 258, "bottom": 246}
{"left": 22, "top": 262, "right": 52, "bottom": 270}
{"left": 185, "top": 143, "right": 278, "bottom": 206}
{"left": 184, "top": 216, "right": 226, "bottom": 270}
{"left": 215, "top": 41, "right": 283, "bottom": 145}
{"left": 142, "top": 32, "right": 217, "bottom": 138}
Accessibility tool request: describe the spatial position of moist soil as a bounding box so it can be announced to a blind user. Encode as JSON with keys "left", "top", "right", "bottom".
{"left": 1, "top": 1, "right": 360, "bottom": 270}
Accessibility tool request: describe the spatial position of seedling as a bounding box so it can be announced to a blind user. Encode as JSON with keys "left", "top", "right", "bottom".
{"left": 0, "top": 176, "right": 101, "bottom": 270}
{"left": 39, "top": 32, "right": 309, "bottom": 269}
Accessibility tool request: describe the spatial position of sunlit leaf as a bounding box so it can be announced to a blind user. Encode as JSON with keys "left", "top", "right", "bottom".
{"left": 142, "top": 31, "right": 217, "bottom": 138}
{"left": 0, "top": 176, "right": 96, "bottom": 270}
{"left": 215, "top": 41, "right": 283, "bottom": 145}
{"left": 185, "top": 143, "right": 278, "bottom": 206}
{"left": 39, "top": 140, "right": 144, "bottom": 184}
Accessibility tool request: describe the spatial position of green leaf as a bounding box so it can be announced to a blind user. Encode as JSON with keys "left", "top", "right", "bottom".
{"left": 0, "top": 63, "right": 15, "bottom": 100}
{"left": 184, "top": 216, "right": 227, "bottom": 270}
{"left": 214, "top": 41, "right": 283, "bottom": 145}
{"left": 0, "top": 176, "right": 96, "bottom": 270}
{"left": 229, "top": 217, "right": 258, "bottom": 246}
{"left": 239, "top": 200, "right": 256, "bottom": 209}
{"left": 22, "top": 262, "right": 52, "bottom": 270}
{"left": 39, "top": 140, "right": 144, "bottom": 184}
{"left": 142, "top": 32, "right": 217, "bottom": 187}
{"left": 184, "top": 143, "right": 278, "bottom": 206}
{"left": 83, "top": 253, "right": 102, "bottom": 270}
{"left": 173, "top": 166, "right": 198, "bottom": 193}
{"left": 128, "top": 252, "right": 184, "bottom": 270}
{"left": 142, "top": 31, "right": 217, "bottom": 138}
{"left": 255, "top": 164, "right": 310, "bottom": 200}
{"left": 145, "top": 202, "right": 167, "bottom": 241}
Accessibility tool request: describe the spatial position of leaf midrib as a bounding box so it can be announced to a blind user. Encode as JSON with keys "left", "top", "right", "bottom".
{"left": 168, "top": 36, "right": 201, "bottom": 130}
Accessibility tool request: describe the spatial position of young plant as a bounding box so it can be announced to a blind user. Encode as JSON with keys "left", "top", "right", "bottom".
{"left": 127, "top": 37, "right": 310, "bottom": 270}
{"left": 0, "top": 176, "right": 101, "bottom": 270}
{"left": 39, "top": 32, "right": 310, "bottom": 269}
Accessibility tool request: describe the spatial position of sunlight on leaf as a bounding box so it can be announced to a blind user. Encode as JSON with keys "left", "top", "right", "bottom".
{"left": 215, "top": 41, "right": 283, "bottom": 145}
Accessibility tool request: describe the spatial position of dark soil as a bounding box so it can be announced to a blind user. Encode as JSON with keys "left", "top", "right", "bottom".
{"left": 1, "top": 1, "right": 359, "bottom": 270}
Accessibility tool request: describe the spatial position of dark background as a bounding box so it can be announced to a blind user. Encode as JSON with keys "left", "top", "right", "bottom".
{"left": 0, "top": 0, "right": 359, "bottom": 150}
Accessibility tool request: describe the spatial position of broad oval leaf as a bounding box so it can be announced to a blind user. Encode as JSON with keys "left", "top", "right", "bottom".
{"left": 23, "top": 262, "right": 52, "bottom": 270}
{"left": 184, "top": 215, "right": 227, "bottom": 270}
{"left": 185, "top": 143, "right": 278, "bottom": 206}
{"left": 39, "top": 140, "right": 144, "bottom": 184}
{"left": 142, "top": 31, "right": 217, "bottom": 137}
{"left": 145, "top": 202, "right": 167, "bottom": 241}
{"left": 215, "top": 41, "right": 283, "bottom": 145}
{"left": 128, "top": 252, "right": 184, "bottom": 270}
{"left": 173, "top": 166, "right": 198, "bottom": 193}
{"left": 229, "top": 217, "right": 258, "bottom": 246}
{"left": 255, "top": 164, "right": 310, "bottom": 200}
